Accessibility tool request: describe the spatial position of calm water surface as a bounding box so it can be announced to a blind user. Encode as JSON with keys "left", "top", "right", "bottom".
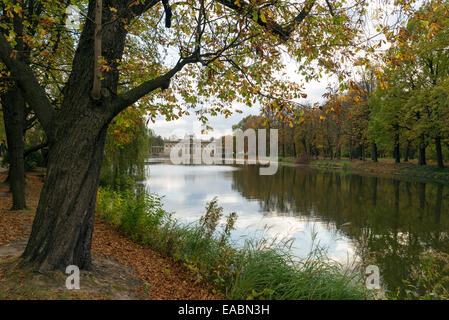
{"left": 143, "top": 160, "right": 449, "bottom": 293}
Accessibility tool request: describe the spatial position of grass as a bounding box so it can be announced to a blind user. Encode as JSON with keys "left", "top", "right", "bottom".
{"left": 0, "top": 257, "right": 97, "bottom": 300}
{"left": 309, "top": 159, "right": 449, "bottom": 184}
{"left": 310, "top": 160, "right": 351, "bottom": 170}
{"left": 96, "top": 186, "right": 372, "bottom": 300}
{"left": 0, "top": 254, "right": 148, "bottom": 300}
{"left": 227, "top": 244, "right": 368, "bottom": 300}
{"left": 277, "top": 157, "right": 297, "bottom": 163}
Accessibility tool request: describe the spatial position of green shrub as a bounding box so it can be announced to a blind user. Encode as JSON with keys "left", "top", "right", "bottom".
{"left": 1, "top": 150, "right": 44, "bottom": 170}
{"left": 96, "top": 185, "right": 371, "bottom": 300}
{"left": 401, "top": 250, "right": 449, "bottom": 300}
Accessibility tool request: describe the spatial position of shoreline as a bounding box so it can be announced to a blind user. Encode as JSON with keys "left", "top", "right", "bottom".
{"left": 147, "top": 156, "right": 449, "bottom": 185}
{"left": 290, "top": 159, "right": 449, "bottom": 185}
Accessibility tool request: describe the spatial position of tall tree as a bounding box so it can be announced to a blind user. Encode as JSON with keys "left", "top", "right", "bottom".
{"left": 0, "top": 0, "right": 366, "bottom": 271}
{"left": 1, "top": 87, "right": 26, "bottom": 209}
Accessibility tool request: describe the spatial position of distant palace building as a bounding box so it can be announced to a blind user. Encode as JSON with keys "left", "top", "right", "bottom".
{"left": 161, "top": 135, "right": 216, "bottom": 158}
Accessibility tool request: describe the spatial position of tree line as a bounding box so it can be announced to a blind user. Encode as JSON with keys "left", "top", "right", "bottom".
{"left": 233, "top": 0, "right": 449, "bottom": 168}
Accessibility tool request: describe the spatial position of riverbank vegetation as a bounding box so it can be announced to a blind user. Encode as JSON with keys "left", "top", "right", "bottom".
{"left": 96, "top": 186, "right": 371, "bottom": 300}
{"left": 308, "top": 159, "right": 449, "bottom": 185}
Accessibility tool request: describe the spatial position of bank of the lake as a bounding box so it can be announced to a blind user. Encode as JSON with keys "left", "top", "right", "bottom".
{"left": 278, "top": 158, "right": 449, "bottom": 185}
{"left": 142, "top": 160, "right": 449, "bottom": 299}
{"left": 96, "top": 186, "right": 373, "bottom": 300}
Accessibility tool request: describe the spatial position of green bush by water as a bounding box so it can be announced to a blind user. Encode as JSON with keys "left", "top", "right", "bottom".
{"left": 96, "top": 186, "right": 371, "bottom": 300}
{"left": 2, "top": 151, "right": 45, "bottom": 170}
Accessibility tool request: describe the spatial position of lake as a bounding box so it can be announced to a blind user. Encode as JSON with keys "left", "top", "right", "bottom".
{"left": 142, "top": 160, "right": 449, "bottom": 294}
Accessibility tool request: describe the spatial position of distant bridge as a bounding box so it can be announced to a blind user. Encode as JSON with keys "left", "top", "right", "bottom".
{"left": 149, "top": 145, "right": 164, "bottom": 156}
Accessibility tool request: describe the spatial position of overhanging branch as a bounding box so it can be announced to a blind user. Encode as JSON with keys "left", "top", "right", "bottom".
{"left": 0, "top": 33, "right": 54, "bottom": 133}
{"left": 111, "top": 56, "right": 198, "bottom": 115}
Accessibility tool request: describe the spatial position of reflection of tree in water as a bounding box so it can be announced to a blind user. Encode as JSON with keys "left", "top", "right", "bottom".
{"left": 231, "top": 166, "right": 449, "bottom": 296}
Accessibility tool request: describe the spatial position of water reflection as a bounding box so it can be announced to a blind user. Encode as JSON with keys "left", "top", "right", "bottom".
{"left": 143, "top": 162, "right": 449, "bottom": 295}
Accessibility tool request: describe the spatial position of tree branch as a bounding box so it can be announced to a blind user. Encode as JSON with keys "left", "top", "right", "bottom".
{"left": 25, "top": 114, "right": 38, "bottom": 132}
{"left": 217, "top": 0, "right": 316, "bottom": 41}
{"left": 162, "top": 0, "right": 172, "bottom": 28}
{"left": 24, "top": 141, "right": 49, "bottom": 158}
{"left": 111, "top": 56, "right": 198, "bottom": 115}
{"left": 0, "top": 33, "right": 54, "bottom": 132}
{"left": 325, "top": 0, "right": 335, "bottom": 16}
{"left": 92, "top": 0, "right": 103, "bottom": 100}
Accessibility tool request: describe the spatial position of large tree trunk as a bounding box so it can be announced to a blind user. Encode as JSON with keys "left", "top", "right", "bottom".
{"left": 21, "top": 111, "right": 109, "bottom": 272}
{"left": 371, "top": 141, "right": 378, "bottom": 163}
{"left": 435, "top": 136, "right": 444, "bottom": 169}
{"left": 1, "top": 88, "right": 27, "bottom": 210}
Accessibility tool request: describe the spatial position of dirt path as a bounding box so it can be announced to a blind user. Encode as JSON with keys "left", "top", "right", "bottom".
{"left": 0, "top": 171, "right": 220, "bottom": 300}
{"left": 0, "top": 240, "right": 27, "bottom": 258}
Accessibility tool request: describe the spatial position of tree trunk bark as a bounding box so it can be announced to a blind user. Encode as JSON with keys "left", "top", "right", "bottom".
{"left": 404, "top": 140, "right": 410, "bottom": 162}
{"left": 393, "top": 126, "right": 400, "bottom": 164}
{"left": 418, "top": 135, "right": 426, "bottom": 166}
{"left": 21, "top": 111, "right": 109, "bottom": 272}
{"left": 435, "top": 136, "right": 444, "bottom": 169}
{"left": 1, "top": 88, "right": 27, "bottom": 210}
{"left": 302, "top": 138, "right": 307, "bottom": 155}
{"left": 371, "top": 141, "right": 378, "bottom": 162}
{"left": 349, "top": 141, "right": 353, "bottom": 160}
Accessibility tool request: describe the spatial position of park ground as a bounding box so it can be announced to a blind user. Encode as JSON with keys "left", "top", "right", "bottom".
{"left": 279, "top": 157, "right": 449, "bottom": 185}
{"left": 0, "top": 170, "right": 221, "bottom": 300}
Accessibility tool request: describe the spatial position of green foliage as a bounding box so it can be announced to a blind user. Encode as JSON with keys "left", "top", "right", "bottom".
{"left": 401, "top": 250, "right": 449, "bottom": 300}
{"left": 1, "top": 150, "right": 44, "bottom": 170}
{"left": 96, "top": 186, "right": 371, "bottom": 300}
{"left": 369, "top": 0, "right": 449, "bottom": 164}
{"left": 229, "top": 245, "right": 369, "bottom": 300}
{"left": 96, "top": 186, "right": 172, "bottom": 244}
{"left": 24, "top": 151, "right": 44, "bottom": 170}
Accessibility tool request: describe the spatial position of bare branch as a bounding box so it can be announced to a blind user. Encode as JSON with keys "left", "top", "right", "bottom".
{"left": 217, "top": 0, "right": 316, "bottom": 41}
